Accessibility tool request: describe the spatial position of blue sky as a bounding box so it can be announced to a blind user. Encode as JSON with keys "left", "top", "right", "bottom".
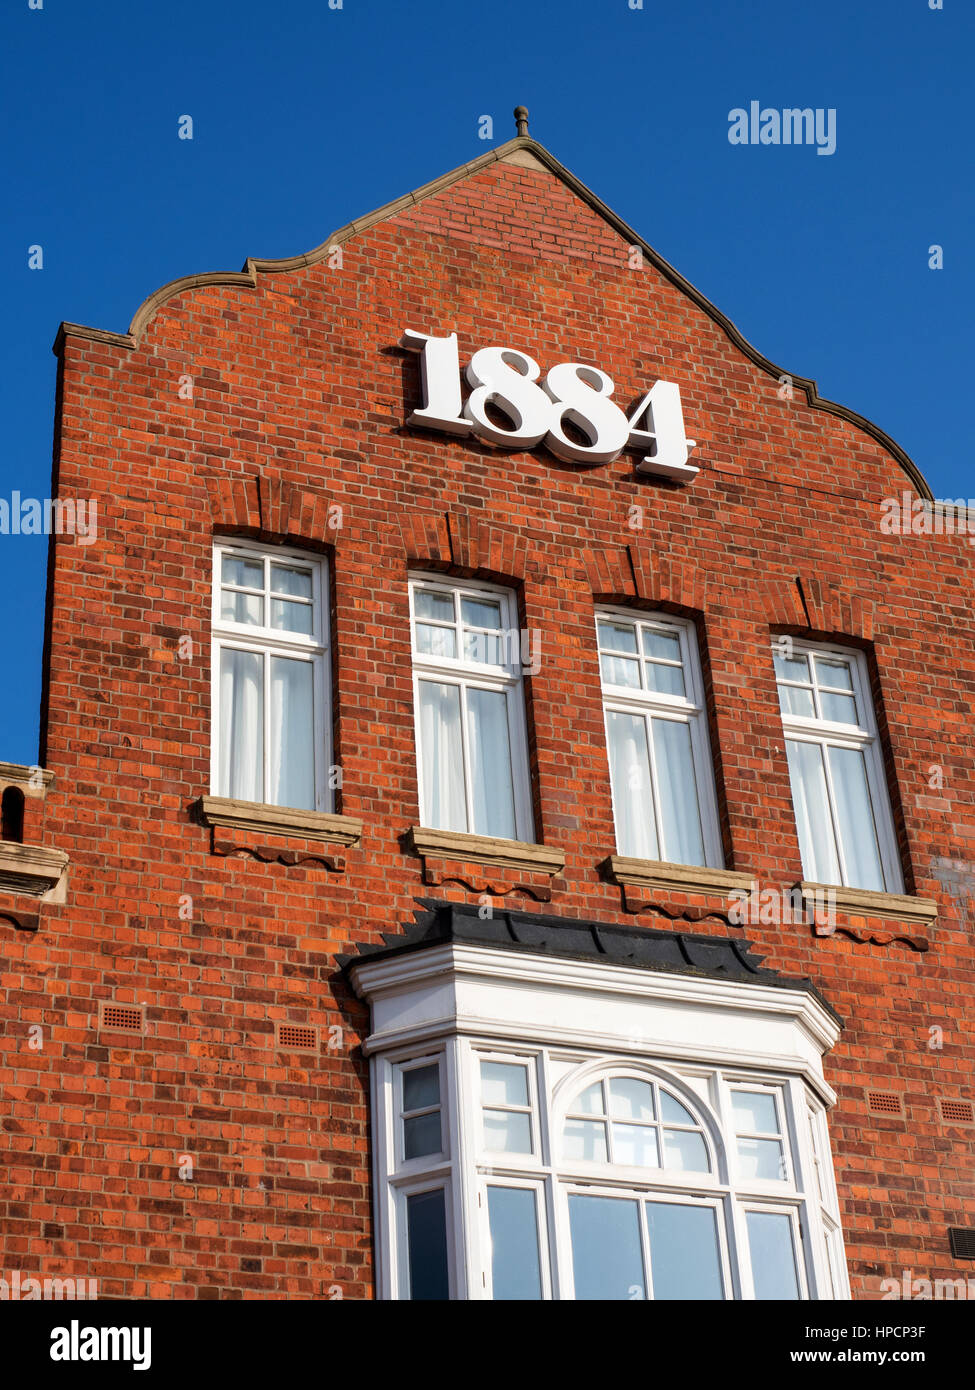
{"left": 0, "top": 0, "right": 970, "bottom": 764}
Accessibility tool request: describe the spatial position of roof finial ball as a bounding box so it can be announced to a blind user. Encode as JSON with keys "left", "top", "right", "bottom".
{"left": 514, "top": 106, "right": 530, "bottom": 138}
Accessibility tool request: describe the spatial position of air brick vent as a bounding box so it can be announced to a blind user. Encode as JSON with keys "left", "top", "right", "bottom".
{"left": 98, "top": 1002, "right": 145, "bottom": 1034}
{"left": 866, "top": 1090, "right": 905, "bottom": 1117}
{"left": 277, "top": 1022, "right": 318, "bottom": 1053}
{"left": 938, "top": 1098, "right": 975, "bottom": 1126}
{"left": 948, "top": 1228, "right": 975, "bottom": 1260}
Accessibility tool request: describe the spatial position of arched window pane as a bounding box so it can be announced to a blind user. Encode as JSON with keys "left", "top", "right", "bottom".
{"left": 609, "top": 1077, "right": 654, "bottom": 1121}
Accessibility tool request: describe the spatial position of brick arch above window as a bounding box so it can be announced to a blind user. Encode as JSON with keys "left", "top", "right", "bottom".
{"left": 397, "top": 509, "right": 542, "bottom": 585}
{"left": 761, "top": 575, "right": 875, "bottom": 641}
{"left": 582, "top": 545, "right": 708, "bottom": 613}
{"left": 205, "top": 474, "right": 338, "bottom": 546}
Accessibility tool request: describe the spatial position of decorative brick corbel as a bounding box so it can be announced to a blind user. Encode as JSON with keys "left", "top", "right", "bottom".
{"left": 406, "top": 827, "right": 565, "bottom": 902}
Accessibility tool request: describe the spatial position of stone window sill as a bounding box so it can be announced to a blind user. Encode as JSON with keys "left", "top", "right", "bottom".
{"left": 194, "top": 796, "right": 362, "bottom": 847}
{"left": 0, "top": 842, "right": 69, "bottom": 897}
{"left": 797, "top": 881, "right": 938, "bottom": 927}
{"left": 407, "top": 826, "right": 565, "bottom": 878}
{"left": 605, "top": 855, "right": 756, "bottom": 898}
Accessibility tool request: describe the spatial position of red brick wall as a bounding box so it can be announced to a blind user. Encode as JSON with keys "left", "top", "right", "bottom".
{"left": 3, "top": 153, "right": 973, "bottom": 1298}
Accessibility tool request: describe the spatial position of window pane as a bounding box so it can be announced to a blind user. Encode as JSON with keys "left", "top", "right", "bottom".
{"left": 659, "top": 1091, "right": 696, "bottom": 1126}
{"left": 222, "top": 554, "right": 263, "bottom": 589}
{"left": 773, "top": 650, "right": 810, "bottom": 683}
{"left": 481, "top": 1061, "right": 529, "bottom": 1108}
{"left": 737, "top": 1137, "right": 785, "bottom": 1181}
{"left": 827, "top": 745, "right": 886, "bottom": 891}
{"left": 642, "top": 629, "right": 682, "bottom": 663}
{"left": 662, "top": 1129, "right": 710, "bottom": 1173}
{"left": 732, "top": 1091, "right": 779, "bottom": 1134}
{"left": 218, "top": 648, "right": 264, "bottom": 802}
{"left": 403, "top": 1064, "right": 439, "bottom": 1111}
{"left": 487, "top": 1187, "right": 542, "bottom": 1300}
{"left": 571, "top": 1083, "right": 604, "bottom": 1116}
{"left": 483, "top": 1109, "right": 532, "bottom": 1154}
{"left": 461, "top": 596, "right": 502, "bottom": 630}
{"left": 601, "top": 653, "right": 641, "bottom": 688}
{"left": 563, "top": 1119, "right": 608, "bottom": 1162}
{"left": 645, "top": 662, "right": 686, "bottom": 697}
{"left": 647, "top": 1202, "right": 723, "bottom": 1300}
{"left": 569, "top": 1195, "right": 645, "bottom": 1300}
{"left": 814, "top": 655, "right": 853, "bottom": 691}
{"left": 418, "top": 681, "right": 467, "bottom": 832}
{"left": 820, "top": 691, "right": 858, "bottom": 725}
{"left": 270, "top": 564, "right": 312, "bottom": 599}
{"left": 269, "top": 657, "right": 315, "bottom": 810}
{"left": 415, "top": 623, "right": 457, "bottom": 659}
{"left": 746, "top": 1211, "right": 800, "bottom": 1300}
{"left": 221, "top": 590, "right": 264, "bottom": 626}
{"left": 612, "top": 1122, "right": 659, "bottom": 1168}
{"left": 778, "top": 684, "right": 815, "bottom": 718}
{"left": 404, "top": 1112, "right": 442, "bottom": 1160}
{"left": 414, "top": 589, "right": 454, "bottom": 622}
{"left": 608, "top": 1077, "right": 654, "bottom": 1122}
{"left": 270, "top": 597, "right": 314, "bottom": 635}
{"left": 607, "top": 711, "right": 658, "bottom": 860}
{"left": 406, "top": 1190, "right": 449, "bottom": 1300}
{"left": 785, "top": 739, "right": 841, "bottom": 884}
{"left": 462, "top": 630, "right": 506, "bottom": 666}
{"left": 652, "top": 718, "right": 705, "bottom": 866}
{"left": 467, "top": 688, "right": 517, "bottom": 839}
{"left": 598, "top": 621, "right": 638, "bottom": 654}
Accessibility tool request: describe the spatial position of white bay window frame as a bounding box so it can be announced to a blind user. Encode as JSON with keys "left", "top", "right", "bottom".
{"left": 409, "top": 573, "right": 533, "bottom": 842}
{"left": 773, "top": 638, "right": 903, "bottom": 893}
{"left": 597, "top": 607, "right": 723, "bottom": 868}
{"left": 210, "top": 539, "right": 331, "bottom": 812}
{"left": 353, "top": 946, "right": 850, "bottom": 1302}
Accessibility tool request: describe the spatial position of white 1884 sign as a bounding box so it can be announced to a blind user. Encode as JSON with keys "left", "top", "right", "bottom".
{"left": 400, "top": 329, "right": 698, "bottom": 482}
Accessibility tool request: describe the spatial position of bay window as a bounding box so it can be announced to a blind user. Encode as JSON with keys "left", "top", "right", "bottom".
{"left": 773, "top": 640, "right": 902, "bottom": 892}
{"left": 211, "top": 541, "right": 330, "bottom": 811}
{"left": 409, "top": 575, "right": 533, "bottom": 841}
{"left": 597, "top": 609, "right": 722, "bottom": 866}
{"left": 371, "top": 1039, "right": 845, "bottom": 1300}
{"left": 351, "top": 913, "right": 850, "bottom": 1301}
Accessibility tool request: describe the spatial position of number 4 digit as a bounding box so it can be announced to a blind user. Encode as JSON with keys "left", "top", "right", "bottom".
{"left": 627, "top": 381, "right": 698, "bottom": 481}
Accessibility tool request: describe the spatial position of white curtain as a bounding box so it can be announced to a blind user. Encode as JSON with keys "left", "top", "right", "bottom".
{"left": 607, "top": 711, "right": 657, "bottom": 859}
{"left": 467, "top": 688, "right": 516, "bottom": 838}
{"left": 785, "top": 740, "right": 840, "bottom": 883}
{"left": 219, "top": 648, "right": 263, "bottom": 802}
{"left": 418, "top": 681, "right": 467, "bottom": 831}
{"left": 827, "top": 745, "right": 885, "bottom": 890}
{"left": 652, "top": 718, "right": 705, "bottom": 866}
{"left": 270, "top": 656, "right": 315, "bottom": 810}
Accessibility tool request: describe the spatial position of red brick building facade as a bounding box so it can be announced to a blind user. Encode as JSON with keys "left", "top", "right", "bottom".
{"left": 2, "top": 123, "right": 973, "bottom": 1301}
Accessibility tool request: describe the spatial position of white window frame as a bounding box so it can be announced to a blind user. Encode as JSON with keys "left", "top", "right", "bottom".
{"left": 477, "top": 1174, "right": 553, "bottom": 1300}
{"left": 773, "top": 638, "right": 903, "bottom": 892}
{"left": 367, "top": 1037, "right": 849, "bottom": 1301}
{"left": 210, "top": 539, "right": 331, "bottom": 811}
{"left": 596, "top": 606, "right": 723, "bottom": 867}
{"left": 408, "top": 573, "right": 534, "bottom": 841}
